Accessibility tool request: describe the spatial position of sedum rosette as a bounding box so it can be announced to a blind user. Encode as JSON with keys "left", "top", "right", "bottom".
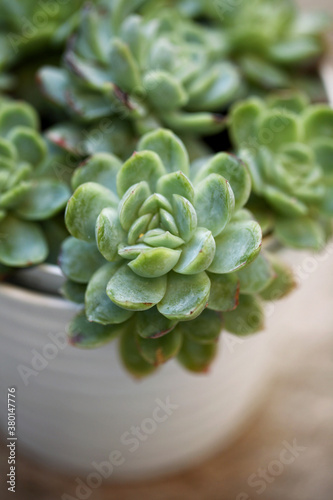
{"left": 60, "top": 129, "right": 294, "bottom": 376}
{"left": 38, "top": 1, "right": 241, "bottom": 147}
{"left": 0, "top": 101, "right": 71, "bottom": 267}
{"left": 230, "top": 92, "right": 333, "bottom": 250}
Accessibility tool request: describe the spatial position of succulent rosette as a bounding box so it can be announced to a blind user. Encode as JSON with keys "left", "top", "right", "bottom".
{"left": 38, "top": 0, "right": 241, "bottom": 152}
{"left": 0, "top": 101, "right": 71, "bottom": 267}
{"left": 230, "top": 92, "right": 333, "bottom": 250}
{"left": 150, "top": 0, "right": 329, "bottom": 95}
{"left": 60, "top": 129, "right": 294, "bottom": 376}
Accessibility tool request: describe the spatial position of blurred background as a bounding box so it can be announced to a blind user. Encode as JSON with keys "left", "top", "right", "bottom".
{"left": 0, "top": 1, "right": 332, "bottom": 499}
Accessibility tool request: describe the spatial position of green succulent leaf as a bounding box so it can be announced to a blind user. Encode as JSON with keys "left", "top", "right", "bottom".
{"left": 177, "top": 336, "right": 217, "bottom": 373}
{"left": 175, "top": 309, "right": 223, "bottom": 344}
{"left": 303, "top": 105, "right": 333, "bottom": 142}
{"left": 118, "top": 181, "right": 151, "bottom": 231}
{"left": 66, "top": 182, "right": 118, "bottom": 242}
{"left": 9, "top": 127, "right": 47, "bottom": 166}
{"left": 157, "top": 271, "right": 210, "bottom": 321}
{"left": 172, "top": 194, "right": 197, "bottom": 242}
{"left": 174, "top": 227, "right": 216, "bottom": 275}
{"left": 0, "top": 102, "right": 38, "bottom": 136}
{"left": 117, "top": 151, "right": 166, "bottom": 197}
{"left": 61, "top": 280, "right": 86, "bottom": 304}
{"left": 144, "top": 70, "right": 188, "bottom": 111}
{"left": 59, "top": 237, "right": 106, "bottom": 284}
{"left": 107, "top": 264, "right": 167, "bottom": 311}
{"left": 275, "top": 217, "right": 326, "bottom": 251}
{"left": 96, "top": 207, "right": 126, "bottom": 261}
{"left": 68, "top": 311, "right": 125, "bottom": 349}
{"left": 72, "top": 153, "right": 122, "bottom": 193}
{"left": 156, "top": 171, "right": 194, "bottom": 204}
{"left": 224, "top": 294, "right": 264, "bottom": 336}
{"left": 85, "top": 263, "right": 134, "bottom": 325}
{"left": 0, "top": 215, "right": 48, "bottom": 267}
{"left": 194, "top": 173, "right": 235, "bottom": 237}
{"left": 209, "top": 221, "right": 262, "bottom": 274}
{"left": 260, "top": 255, "right": 296, "bottom": 301}
{"left": 207, "top": 272, "right": 240, "bottom": 312}
{"left": 138, "top": 129, "right": 190, "bottom": 176}
{"left": 136, "top": 328, "right": 183, "bottom": 365}
{"left": 142, "top": 229, "right": 184, "bottom": 249}
{"left": 129, "top": 247, "right": 181, "bottom": 278}
{"left": 194, "top": 153, "right": 251, "bottom": 211}
{"left": 264, "top": 185, "right": 308, "bottom": 217}
{"left": 257, "top": 110, "right": 300, "bottom": 152}
{"left": 15, "top": 179, "right": 70, "bottom": 221}
{"left": 137, "top": 307, "right": 178, "bottom": 339}
{"left": 109, "top": 38, "right": 141, "bottom": 93}
{"left": 120, "top": 325, "right": 157, "bottom": 378}
{"left": 230, "top": 98, "right": 263, "bottom": 148}
{"left": 238, "top": 253, "right": 275, "bottom": 294}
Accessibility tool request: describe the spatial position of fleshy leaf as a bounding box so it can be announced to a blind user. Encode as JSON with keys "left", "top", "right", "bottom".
{"left": 61, "top": 280, "right": 86, "bottom": 304}
{"left": 156, "top": 171, "right": 194, "bottom": 204}
{"left": 0, "top": 216, "right": 48, "bottom": 267}
{"left": 15, "top": 180, "right": 70, "bottom": 220}
{"left": 194, "top": 173, "right": 235, "bottom": 237}
{"left": 109, "top": 38, "right": 141, "bottom": 92}
{"left": 207, "top": 272, "right": 240, "bottom": 312}
{"left": 175, "top": 309, "right": 223, "bottom": 344}
{"left": 260, "top": 255, "right": 296, "bottom": 301}
{"left": 9, "top": 127, "right": 46, "bottom": 166}
{"left": 107, "top": 264, "right": 167, "bottom": 311}
{"left": 138, "top": 129, "right": 190, "bottom": 175}
{"left": 96, "top": 207, "right": 126, "bottom": 261}
{"left": 257, "top": 110, "right": 300, "bottom": 152}
{"left": 72, "top": 153, "right": 122, "bottom": 193}
{"left": 275, "top": 217, "right": 326, "bottom": 250}
{"left": 138, "top": 193, "right": 172, "bottom": 216}
{"left": 137, "top": 307, "right": 178, "bottom": 339}
{"left": 174, "top": 227, "right": 216, "bottom": 275}
{"left": 224, "top": 294, "right": 264, "bottom": 336}
{"left": 303, "top": 105, "right": 333, "bottom": 142}
{"left": 65, "top": 182, "right": 117, "bottom": 242}
{"left": 177, "top": 336, "right": 217, "bottom": 373}
{"left": 144, "top": 70, "right": 188, "bottom": 111}
{"left": 238, "top": 253, "right": 275, "bottom": 294}
{"left": 128, "top": 214, "right": 152, "bottom": 245}
{"left": 136, "top": 328, "right": 183, "bottom": 365}
{"left": 68, "top": 311, "right": 125, "bottom": 349}
{"left": 194, "top": 153, "right": 251, "bottom": 211}
{"left": 142, "top": 229, "right": 184, "bottom": 249}
{"left": 172, "top": 194, "right": 197, "bottom": 242}
{"left": 120, "top": 325, "right": 157, "bottom": 378}
{"left": 129, "top": 247, "right": 181, "bottom": 278}
{"left": 59, "top": 237, "right": 106, "bottom": 284}
{"left": 85, "top": 263, "right": 134, "bottom": 324}
{"left": 118, "top": 181, "right": 151, "bottom": 231}
{"left": 157, "top": 271, "right": 210, "bottom": 321}
{"left": 117, "top": 151, "right": 166, "bottom": 197}
{"left": 209, "top": 221, "right": 262, "bottom": 274}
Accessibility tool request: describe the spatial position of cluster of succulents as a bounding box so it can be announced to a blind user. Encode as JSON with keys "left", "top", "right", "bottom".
{"left": 0, "top": 100, "right": 70, "bottom": 267}
{"left": 38, "top": 1, "right": 242, "bottom": 154}
{"left": 230, "top": 92, "right": 333, "bottom": 250}
{"left": 0, "top": 0, "right": 331, "bottom": 377}
{"left": 59, "top": 129, "right": 295, "bottom": 375}
{"left": 152, "top": 0, "right": 330, "bottom": 94}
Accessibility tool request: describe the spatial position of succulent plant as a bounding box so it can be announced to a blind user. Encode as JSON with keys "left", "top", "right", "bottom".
{"left": 59, "top": 128, "right": 294, "bottom": 376}
{"left": 230, "top": 91, "right": 333, "bottom": 250}
{"left": 0, "top": 101, "right": 71, "bottom": 267}
{"left": 0, "top": 0, "right": 88, "bottom": 67}
{"left": 38, "top": 1, "right": 242, "bottom": 152}
{"left": 146, "top": 0, "right": 330, "bottom": 95}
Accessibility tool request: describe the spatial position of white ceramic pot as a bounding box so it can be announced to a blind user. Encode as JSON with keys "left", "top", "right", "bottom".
{"left": 0, "top": 275, "right": 275, "bottom": 479}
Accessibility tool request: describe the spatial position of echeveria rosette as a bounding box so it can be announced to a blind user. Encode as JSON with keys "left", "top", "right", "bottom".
{"left": 230, "top": 92, "right": 333, "bottom": 251}
{"left": 38, "top": 2, "right": 241, "bottom": 148}
{"left": 0, "top": 101, "right": 71, "bottom": 267}
{"left": 59, "top": 129, "right": 293, "bottom": 377}
{"left": 150, "top": 0, "right": 329, "bottom": 96}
